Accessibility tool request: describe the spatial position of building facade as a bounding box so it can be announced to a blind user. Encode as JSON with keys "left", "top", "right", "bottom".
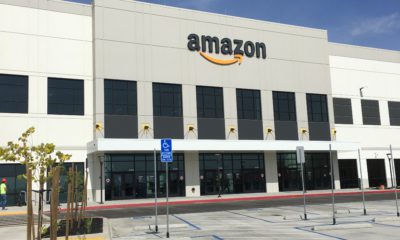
{"left": 0, "top": 0, "right": 399, "bottom": 204}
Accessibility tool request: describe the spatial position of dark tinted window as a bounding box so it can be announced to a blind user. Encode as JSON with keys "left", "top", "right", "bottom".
{"left": 0, "top": 74, "right": 28, "bottom": 113}
{"left": 236, "top": 89, "right": 261, "bottom": 120}
{"left": 48, "top": 78, "right": 84, "bottom": 115}
{"left": 196, "top": 86, "right": 224, "bottom": 118}
{"left": 361, "top": 99, "right": 380, "bottom": 125}
{"left": 333, "top": 98, "right": 353, "bottom": 124}
{"left": 153, "top": 83, "right": 182, "bottom": 117}
{"left": 307, "top": 94, "right": 328, "bottom": 122}
{"left": 388, "top": 101, "right": 400, "bottom": 126}
{"left": 104, "top": 79, "right": 137, "bottom": 115}
{"left": 273, "top": 91, "right": 296, "bottom": 121}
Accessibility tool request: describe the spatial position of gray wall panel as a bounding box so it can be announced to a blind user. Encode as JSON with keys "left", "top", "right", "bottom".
{"left": 309, "top": 122, "right": 331, "bottom": 141}
{"left": 198, "top": 118, "right": 225, "bottom": 140}
{"left": 361, "top": 100, "right": 381, "bottom": 125}
{"left": 105, "top": 115, "right": 138, "bottom": 138}
{"left": 238, "top": 120, "right": 263, "bottom": 140}
{"left": 154, "top": 116, "right": 184, "bottom": 139}
{"left": 333, "top": 98, "right": 353, "bottom": 124}
{"left": 274, "top": 121, "right": 298, "bottom": 140}
{"left": 388, "top": 101, "right": 400, "bottom": 126}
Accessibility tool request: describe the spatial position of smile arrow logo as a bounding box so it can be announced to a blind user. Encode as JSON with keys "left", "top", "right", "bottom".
{"left": 199, "top": 51, "right": 243, "bottom": 65}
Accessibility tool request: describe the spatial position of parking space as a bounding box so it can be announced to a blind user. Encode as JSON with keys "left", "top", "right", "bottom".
{"left": 110, "top": 200, "right": 400, "bottom": 239}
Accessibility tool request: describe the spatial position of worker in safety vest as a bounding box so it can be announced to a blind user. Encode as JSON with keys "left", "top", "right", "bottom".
{"left": 0, "top": 178, "right": 7, "bottom": 210}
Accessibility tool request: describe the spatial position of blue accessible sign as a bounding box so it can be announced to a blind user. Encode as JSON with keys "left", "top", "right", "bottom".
{"left": 160, "top": 138, "right": 173, "bottom": 163}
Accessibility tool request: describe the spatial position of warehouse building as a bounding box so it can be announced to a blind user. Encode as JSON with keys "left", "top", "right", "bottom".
{"left": 0, "top": 0, "right": 399, "bottom": 204}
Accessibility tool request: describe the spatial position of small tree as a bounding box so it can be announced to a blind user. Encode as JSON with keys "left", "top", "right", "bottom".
{"left": 0, "top": 127, "right": 71, "bottom": 240}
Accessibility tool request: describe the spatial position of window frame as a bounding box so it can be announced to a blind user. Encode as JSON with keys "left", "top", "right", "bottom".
{"left": 0, "top": 73, "right": 28, "bottom": 114}
{"left": 152, "top": 83, "right": 183, "bottom": 117}
{"left": 104, "top": 79, "right": 137, "bottom": 116}
{"left": 236, "top": 88, "right": 262, "bottom": 120}
{"left": 273, "top": 91, "right": 297, "bottom": 121}
{"left": 306, "top": 93, "right": 329, "bottom": 123}
{"left": 196, "top": 86, "right": 224, "bottom": 119}
{"left": 47, "top": 77, "right": 84, "bottom": 116}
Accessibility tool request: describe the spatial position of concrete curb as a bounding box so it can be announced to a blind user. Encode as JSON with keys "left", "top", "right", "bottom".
{"left": 373, "top": 217, "right": 400, "bottom": 223}
{"left": 311, "top": 223, "right": 373, "bottom": 231}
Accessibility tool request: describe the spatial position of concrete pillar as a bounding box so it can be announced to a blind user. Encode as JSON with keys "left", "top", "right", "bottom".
{"left": 261, "top": 90, "right": 275, "bottom": 140}
{"left": 295, "top": 93, "right": 309, "bottom": 140}
{"left": 385, "top": 156, "right": 393, "bottom": 188}
{"left": 182, "top": 85, "right": 198, "bottom": 139}
{"left": 332, "top": 151, "right": 341, "bottom": 190}
{"left": 87, "top": 153, "right": 105, "bottom": 203}
{"left": 224, "top": 88, "right": 238, "bottom": 140}
{"left": 357, "top": 152, "right": 370, "bottom": 189}
{"left": 184, "top": 151, "right": 200, "bottom": 197}
{"left": 264, "top": 151, "right": 279, "bottom": 193}
{"left": 137, "top": 81, "right": 154, "bottom": 139}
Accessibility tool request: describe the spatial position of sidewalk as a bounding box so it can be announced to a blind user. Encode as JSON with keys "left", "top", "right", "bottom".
{"left": 1, "top": 188, "right": 398, "bottom": 215}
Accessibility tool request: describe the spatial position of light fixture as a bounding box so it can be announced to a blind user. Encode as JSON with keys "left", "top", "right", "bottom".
{"left": 142, "top": 123, "right": 150, "bottom": 130}
{"left": 300, "top": 128, "right": 308, "bottom": 134}
{"left": 95, "top": 123, "right": 103, "bottom": 131}
{"left": 187, "top": 124, "right": 195, "bottom": 131}
{"left": 229, "top": 126, "right": 236, "bottom": 133}
{"left": 359, "top": 86, "right": 366, "bottom": 97}
{"left": 331, "top": 128, "right": 337, "bottom": 135}
{"left": 266, "top": 127, "right": 273, "bottom": 134}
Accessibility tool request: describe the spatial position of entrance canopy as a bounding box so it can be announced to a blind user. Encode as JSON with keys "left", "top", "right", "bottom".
{"left": 87, "top": 139, "right": 359, "bottom": 154}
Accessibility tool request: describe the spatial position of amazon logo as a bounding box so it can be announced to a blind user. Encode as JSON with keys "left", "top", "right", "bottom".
{"left": 187, "top": 34, "right": 266, "bottom": 65}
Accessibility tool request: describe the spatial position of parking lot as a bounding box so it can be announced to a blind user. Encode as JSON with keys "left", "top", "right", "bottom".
{"left": 110, "top": 199, "right": 400, "bottom": 239}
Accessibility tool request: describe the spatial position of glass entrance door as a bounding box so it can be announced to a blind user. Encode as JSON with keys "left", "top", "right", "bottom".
{"left": 111, "top": 173, "right": 134, "bottom": 200}
{"left": 338, "top": 159, "right": 359, "bottom": 189}
{"left": 367, "top": 159, "right": 387, "bottom": 187}
{"left": 201, "top": 170, "right": 219, "bottom": 195}
{"left": 242, "top": 170, "right": 265, "bottom": 193}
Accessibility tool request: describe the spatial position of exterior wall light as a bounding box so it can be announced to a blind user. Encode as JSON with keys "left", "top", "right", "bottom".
{"left": 229, "top": 126, "right": 236, "bottom": 133}
{"left": 95, "top": 123, "right": 103, "bottom": 131}
{"left": 331, "top": 128, "right": 337, "bottom": 135}
{"left": 266, "top": 127, "right": 273, "bottom": 134}
{"left": 187, "top": 124, "right": 195, "bottom": 131}
{"left": 142, "top": 123, "right": 150, "bottom": 130}
{"left": 300, "top": 128, "right": 308, "bottom": 134}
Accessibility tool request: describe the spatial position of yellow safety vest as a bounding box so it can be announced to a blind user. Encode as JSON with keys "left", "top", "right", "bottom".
{"left": 0, "top": 183, "right": 6, "bottom": 194}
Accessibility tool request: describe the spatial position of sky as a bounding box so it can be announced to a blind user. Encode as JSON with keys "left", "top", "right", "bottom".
{"left": 69, "top": 0, "right": 400, "bottom": 51}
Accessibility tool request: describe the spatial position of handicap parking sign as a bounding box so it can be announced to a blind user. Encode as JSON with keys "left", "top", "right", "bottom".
{"left": 161, "top": 138, "right": 173, "bottom": 163}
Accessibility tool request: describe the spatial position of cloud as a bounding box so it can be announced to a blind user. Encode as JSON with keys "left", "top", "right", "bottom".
{"left": 350, "top": 12, "right": 400, "bottom": 36}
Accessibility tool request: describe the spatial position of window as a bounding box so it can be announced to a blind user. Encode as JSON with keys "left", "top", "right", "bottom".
{"left": 333, "top": 98, "right": 353, "bottom": 124}
{"left": 236, "top": 89, "right": 261, "bottom": 120}
{"left": 153, "top": 83, "right": 182, "bottom": 117}
{"left": 361, "top": 99, "right": 380, "bottom": 125}
{"left": 48, "top": 78, "right": 84, "bottom": 115}
{"left": 306, "top": 94, "right": 328, "bottom": 122}
{"left": 388, "top": 101, "right": 400, "bottom": 126}
{"left": 196, "top": 86, "right": 224, "bottom": 118}
{"left": 273, "top": 91, "right": 296, "bottom": 121}
{"left": 0, "top": 74, "right": 28, "bottom": 113}
{"left": 104, "top": 79, "right": 137, "bottom": 115}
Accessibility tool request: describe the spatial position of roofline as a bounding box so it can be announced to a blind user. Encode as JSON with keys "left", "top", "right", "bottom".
{"left": 0, "top": 0, "right": 92, "bottom": 16}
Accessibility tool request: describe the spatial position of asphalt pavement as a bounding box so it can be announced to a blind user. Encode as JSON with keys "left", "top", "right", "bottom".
{"left": 85, "top": 192, "right": 398, "bottom": 219}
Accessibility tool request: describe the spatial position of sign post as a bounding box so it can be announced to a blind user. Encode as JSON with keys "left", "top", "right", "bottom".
{"left": 153, "top": 148, "right": 158, "bottom": 232}
{"left": 296, "top": 146, "right": 307, "bottom": 220}
{"left": 329, "top": 144, "right": 336, "bottom": 225}
{"left": 389, "top": 144, "right": 399, "bottom": 217}
{"left": 161, "top": 139, "right": 173, "bottom": 238}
